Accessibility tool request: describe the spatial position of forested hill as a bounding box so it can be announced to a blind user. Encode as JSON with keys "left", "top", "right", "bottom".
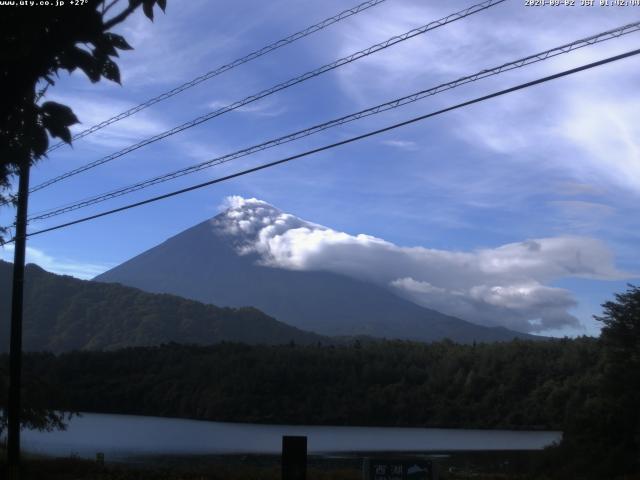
{"left": 0, "top": 260, "right": 326, "bottom": 352}
{"left": 7, "top": 338, "right": 601, "bottom": 430}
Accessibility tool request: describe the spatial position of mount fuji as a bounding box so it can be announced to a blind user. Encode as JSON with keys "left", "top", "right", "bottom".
{"left": 95, "top": 198, "right": 537, "bottom": 343}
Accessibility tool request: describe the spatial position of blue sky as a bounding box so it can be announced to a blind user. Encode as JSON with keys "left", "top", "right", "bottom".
{"left": 1, "top": 0, "right": 639, "bottom": 336}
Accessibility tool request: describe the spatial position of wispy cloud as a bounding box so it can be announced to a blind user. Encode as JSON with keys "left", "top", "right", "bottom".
{"left": 551, "top": 201, "right": 613, "bottom": 215}
{"left": 207, "top": 97, "right": 287, "bottom": 118}
{"left": 554, "top": 182, "right": 607, "bottom": 197}
{"left": 47, "top": 92, "right": 169, "bottom": 150}
{"left": 333, "top": 0, "right": 640, "bottom": 195}
{"left": 381, "top": 139, "right": 418, "bottom": 151}
{"left": 451, "top": 70, "right": 640, "bottom": 194}
{"left": 0, "top": 245, "right": 111, "bottom": 280}
{"left": 113, "top": 2, "right": 241, "bottom": 87}
{"left": 560, "top": 90, "right": 640, "bottom": 192}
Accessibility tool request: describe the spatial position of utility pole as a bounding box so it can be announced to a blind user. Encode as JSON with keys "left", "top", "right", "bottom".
{"left": 7, "top": 159, "right": 31, "bottom": 480}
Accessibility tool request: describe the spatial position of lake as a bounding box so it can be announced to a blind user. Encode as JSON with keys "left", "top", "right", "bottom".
{"left": 21, "top": 413, "right": 562, "bottom": 460}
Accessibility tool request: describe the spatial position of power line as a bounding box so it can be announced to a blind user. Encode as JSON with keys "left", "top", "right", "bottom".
{"left": 44, "top": 0, "right": 390, "bottom": 154}
{"left": 29, "top": 0, "right": 505, "bottom": 193}
{"left": 19, "top": 47, "right": 640, "bottom": 241}
{"left": 27, "top": 20, "right": 640, "bottom": 223}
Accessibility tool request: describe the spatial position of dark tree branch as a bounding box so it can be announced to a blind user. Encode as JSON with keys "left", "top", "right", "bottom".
{"left": 102, "top": 0, "right": 121, "bottom": 16}
{"left": 35, "top": 84, "right": 49, "bottom": 103}
{"left": 103, "top": 0, "right": 142, "bottom": 30}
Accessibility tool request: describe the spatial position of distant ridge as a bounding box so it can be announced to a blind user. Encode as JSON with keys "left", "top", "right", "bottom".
{"left": 95, "top": 203, "right": 538, "bottom": 344}
{"left": 0, "top": 260, "right": 327, "bottom": 353}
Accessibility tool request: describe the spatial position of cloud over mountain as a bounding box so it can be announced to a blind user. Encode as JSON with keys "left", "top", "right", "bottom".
{"left": 214, "top": 196, "right": 627, "bottom": 333}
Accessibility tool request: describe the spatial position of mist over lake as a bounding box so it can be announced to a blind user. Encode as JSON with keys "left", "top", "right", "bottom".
{"left": 21, "top": 413, "right": 562, "bottom": 461}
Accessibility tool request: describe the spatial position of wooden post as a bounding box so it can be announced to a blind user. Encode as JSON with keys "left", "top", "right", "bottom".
{"left": 7, "top": 160, "right": 31, "bottom": 480}
{"left": 282, "top": 435, "right": 307, "bottom": 480}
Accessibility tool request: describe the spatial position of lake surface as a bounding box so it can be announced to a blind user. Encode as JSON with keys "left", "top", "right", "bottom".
{"left": 21, "top": 413, "right": 562, "bottom": 460}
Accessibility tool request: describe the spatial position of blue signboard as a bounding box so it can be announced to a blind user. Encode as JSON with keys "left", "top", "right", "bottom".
{"left": 363, "top": 458, "right": 434, "bottom": 480}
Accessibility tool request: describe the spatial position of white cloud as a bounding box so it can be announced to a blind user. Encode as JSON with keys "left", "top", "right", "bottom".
{"left": 554, "top": 182, "right": 606, "bottom": 197}
{"left": 113, "top": 2, "right": 239, "bottom": 87}
{"left": 454, "top": 78, "right": 640, "bottom": 193}
{"left": 548, "top": 200, "right": 615, "bottom": 231}
{"left": 333, "top": 0, "right": 640, "bottom": 194}
{"left": 0, "top": 245, "right": 110, "bottom": 280}
{"left": 381, "top": 139, "right": 418, "bottom": 151}
{"left": 391, "top": 277, "right": 579, "bottom": 333}
{"left": 47, "top": 92, "right": 168, "bottom": 149}
{"left": 560, "top": 93, "right": 640, "bottom": 191}
{"left": 207, "top": 98, "right": 287, "bottom": 118}
{"left": 212, "top": 197, "right": 629, "bottom": 333}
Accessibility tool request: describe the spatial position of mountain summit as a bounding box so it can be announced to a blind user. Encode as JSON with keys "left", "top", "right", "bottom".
{"left": 95, "top": 198, "right": 536, "bottom": 343}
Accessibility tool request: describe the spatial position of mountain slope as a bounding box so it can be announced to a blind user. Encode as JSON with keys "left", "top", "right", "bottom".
{"left": 0, "top": 260, "right": 326, "bottom": 353}
{"left": 95, "top": 215, "right": 535, "bottom": 343}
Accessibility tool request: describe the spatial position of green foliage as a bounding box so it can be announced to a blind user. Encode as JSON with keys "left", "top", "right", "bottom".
{"left": 598, "top": 285, "right": 640, "bottom": 385}
{"left": 0, "top": 357, "right": 73, "bottom": 437}
{"left": 0, "top": 338, "right": 600, "bottom": 431}
{"left": 539, "top": 285, "right": 640, "bottom": 479}
{"left": 0, "top": 0, "right": 167, "bottom": 227}
{"left": 39, "top": 102, "right": 79, "bottom": 144}
{"left": 0, "top": 261, "right": 326, "bottom": 353}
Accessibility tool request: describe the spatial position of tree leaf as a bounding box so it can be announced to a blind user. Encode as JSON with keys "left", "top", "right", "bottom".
{"left": 42, "top": 116, "right": 73, "bottom": 144}
{"left": 157, "top": 0, "right": 167, "bottom": 12}
{"left": 93, "top": 36, "right": 119, "bottom": 57}
{"left": 101, "top": 58, "right": 121, "bottom": 84}
{"left": 40, "top": 102, "right": 79, "bottom": 128}
{"left": 105, "top": 33, "right": 133, "bottom": 51}
{"left": 142, "top": 0, "right": 154, "bottom": 21}
{"left": 40, "top": 101, "right": 78, "bottom": 144}
{"left": 67, "top": 46, "right": 101, "bottom": 82}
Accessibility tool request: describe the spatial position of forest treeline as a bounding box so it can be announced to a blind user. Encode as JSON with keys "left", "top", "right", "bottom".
{"left": 0, "top": 261, "right": 326, "bottom": 353}
{"left": 0, "top": 338, "right": 600, "bottom": 430}
{"left": 2, "top": 285, "right": 638, "bottom": 478}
